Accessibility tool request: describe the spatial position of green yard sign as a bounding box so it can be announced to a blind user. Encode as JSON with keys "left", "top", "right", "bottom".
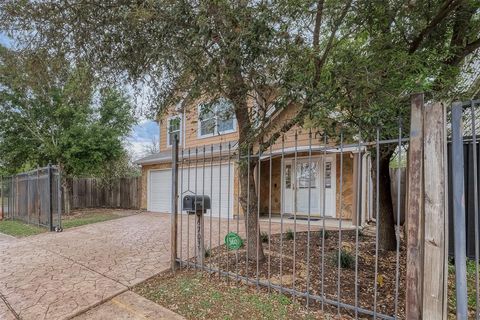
{"left": 225, "top": 232, "right": 243, "bottom": 250}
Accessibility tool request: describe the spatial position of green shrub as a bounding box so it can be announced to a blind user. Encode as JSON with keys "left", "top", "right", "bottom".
{"left": 285, "top": 229, "right": 294, "bottom": 240}
{"left": 204, "top": 248, "right": 211, "bottom": 258}
{"left": 260, "top": 231, "right": 269, "bottom": 243}
{"left": 333, "top": 249, "right": 355, "bottom": 269}
{"left": 322, "top": 230, "right": 330, "bottom": 240}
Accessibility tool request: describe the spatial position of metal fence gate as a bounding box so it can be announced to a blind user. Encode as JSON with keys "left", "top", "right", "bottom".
{"left": 0, "top": 165, "right": 62, "bottom": 231}
{"left": 168, "top": 93, "right": 478, "bottom": 319}
{"left": 170, "top": 120, "right": 412, "bottom": 317}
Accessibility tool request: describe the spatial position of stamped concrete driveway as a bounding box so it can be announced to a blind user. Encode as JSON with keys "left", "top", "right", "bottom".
{"left": 0, "top": 213, "right": 175, "bottom": 320}
{"left": 0, "top": 212, "right": 322, "bottom": 320}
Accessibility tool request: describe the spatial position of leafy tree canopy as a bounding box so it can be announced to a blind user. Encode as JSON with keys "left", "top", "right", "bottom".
{"left": 0, "top": 47, "right": 137, "bottom": 177}
{"left": 1, "top": 0, "right": 478, "bottom": 144}
{"left": 1, "top": 0, "right": 479, "bottom": 254}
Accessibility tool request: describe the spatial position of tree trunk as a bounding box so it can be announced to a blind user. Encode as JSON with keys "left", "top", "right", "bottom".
{"left": 58, "top": 164, "right": 71, "bottom": 215}
{"left": 238, "top": 156, "right": 266, "bottom": 262}
{"left": 372, "top": 149, "right": 397, "bottom": 251}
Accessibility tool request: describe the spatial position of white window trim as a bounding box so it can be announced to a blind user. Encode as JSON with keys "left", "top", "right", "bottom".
{"left": 197, "top": 104, "right": 216, "bottom": 138}
{"left": 166, "top": 115, "right": 182, "bottom": 148}
{"left": 197, "top": 102, "right": 237, "bottom": 139}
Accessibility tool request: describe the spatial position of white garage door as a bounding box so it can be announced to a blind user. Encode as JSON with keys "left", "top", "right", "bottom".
{"left": 148, "top": 169, "right": 172, "bottom": 213}
{"left": 148, "top": 163, "right": 234, "bottom": 218}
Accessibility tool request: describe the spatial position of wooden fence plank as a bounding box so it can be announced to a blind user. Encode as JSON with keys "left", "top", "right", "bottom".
{"left": 422, "top": 101, "right": 447, "bottom": 320}
{"left": 68, "top": 177, "right": 141, "bottom": 210}
{"left": 406, "top": 93, "right": 425, "bottom": 319}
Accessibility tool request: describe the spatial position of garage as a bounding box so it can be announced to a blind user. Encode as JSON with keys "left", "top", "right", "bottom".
{"left": 148, "top": 163, "right": 234, "bottom": 218}
{"left": 148, "top": 169, "right": 172, "bottom": 213}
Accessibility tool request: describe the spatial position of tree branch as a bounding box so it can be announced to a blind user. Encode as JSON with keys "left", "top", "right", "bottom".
{"left": 314, "top": 0, "right": 352, "bottom": 84}
{"left": 408, "top": 0, "right": 460, "bottom": 54}
{"left": 312, "top": 0, "right": 324, "bottom": 50}
{"left": 445, "top": 37, "right": 480, "bottom": 66}
{"left": 259, "top": 105, "right": 309, "bottom": 153}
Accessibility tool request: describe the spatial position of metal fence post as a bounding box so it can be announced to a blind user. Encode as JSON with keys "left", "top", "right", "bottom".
{"left": 47, "top": 163, "right": 54, "bottom": 231}
{"left": 451, "top": 101, "right": 468, "bottom": 319}
{"left": 57, "top": 168, "right": 62, "bottom": 230}
{"left": 171, "top": 135, "right": 179, "bottom": 271}
{"left": 0, "top": 176, "right": 3, "bottom": 220}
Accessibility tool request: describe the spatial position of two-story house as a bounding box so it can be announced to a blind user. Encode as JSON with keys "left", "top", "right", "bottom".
{"left": 135, "top": 97, "right": 371, "bottom": 225}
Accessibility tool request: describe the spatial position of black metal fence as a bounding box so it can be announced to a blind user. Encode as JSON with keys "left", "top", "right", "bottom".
{"left": 448, "top": 140, "right": 480, "bottom": 259}
{"left": 171, "top": 125, "right": 406, "bottom": 319}
{"left": 0, "top": 165, "right": 62, "bottom": 230}
{"left": 449, "top": 99, "right": 480, "bottom": 319}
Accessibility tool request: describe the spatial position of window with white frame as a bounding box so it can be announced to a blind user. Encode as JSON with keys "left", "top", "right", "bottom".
{"left": 198, "top": 98, "right": 236, "bottom": 137}
{"left": 167, "top": 116, "right": 182, "bottom": 147}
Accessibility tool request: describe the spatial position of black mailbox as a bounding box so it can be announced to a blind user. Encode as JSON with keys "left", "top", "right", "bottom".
{"left": 183, "top": 195, "right": 211, "bottom": 214}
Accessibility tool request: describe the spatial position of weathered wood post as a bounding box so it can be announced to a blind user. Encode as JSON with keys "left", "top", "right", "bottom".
{"left": 406, "top": 94, "right": 448, "bottom": 319}
{"left": 422, "top": 101, "right": 447, "bottom": 319}
{"left": 406, "top": 93, "right": 424, "bottom": 319}
{"left": 171, "top": 135, "right": 179, "bottom": 272}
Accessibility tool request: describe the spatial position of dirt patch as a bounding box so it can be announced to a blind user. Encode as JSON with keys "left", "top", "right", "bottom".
{"left": 134, "top": 269, "right": 327, "bottom": 319}
{"left": 198, "top": 228, "right": 406, "bottom": 319}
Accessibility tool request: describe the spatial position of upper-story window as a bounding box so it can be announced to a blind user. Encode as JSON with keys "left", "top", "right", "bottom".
{"left": 167, "top": 115, "right": 182, "bottom": 147}
{"left": 198, "top": 98, "right": 236, "bottom": 138}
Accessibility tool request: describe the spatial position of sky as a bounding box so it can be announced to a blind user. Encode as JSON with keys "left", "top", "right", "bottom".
{"left": 0, "top": 33, "right": 11, "bottom": 47}
{"left": 0, "top": 31, "right": 160, "bottom": 160}
{"left": 127, "top": 120, "right": 160, "bottom": 159}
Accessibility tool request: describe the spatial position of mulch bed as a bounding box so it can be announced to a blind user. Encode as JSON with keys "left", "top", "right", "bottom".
{"left": 198, "top": 228, "right": 406, "bottom": 319}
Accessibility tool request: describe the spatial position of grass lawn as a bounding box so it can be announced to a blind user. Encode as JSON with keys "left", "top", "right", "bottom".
{"left": 62, "top": 213, "right": 120, "bottom": 229}
{"left": 0, "top": 220, "right": 46, "bottom": 237}
{"left": 134, "top": 270, "right": 320, "bottom": 320}
{"left": 448, "top": 259, "right": 479, "bottom": 318}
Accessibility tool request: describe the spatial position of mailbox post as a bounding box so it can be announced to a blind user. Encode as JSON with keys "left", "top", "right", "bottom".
{"left": 183, "top": 195, "right": 211, "bottom": 267}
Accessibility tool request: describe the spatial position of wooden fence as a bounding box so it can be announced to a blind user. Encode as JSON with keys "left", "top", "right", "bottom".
{"left": 67, "top": 177, "right": 141, "bottom": 210}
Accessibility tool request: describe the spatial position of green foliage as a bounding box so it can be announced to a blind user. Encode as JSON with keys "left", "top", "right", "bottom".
{"left": 333, "top": 249, "right": 355, "bottom": 269}
{"left": 0, "top": 49, "right": 136, "bottom": 177}
{"left": 204, "top": 248, "right": 211, "bottom": 258}
{"left": 285, "top": 229, "right": 294, "bottom": 241}
{"left": 260, "top": 231, "right": 269, "bottom": 243}
{"left": 448, "top": 259, "right": 480, "bottom": 315}
{"left": 322, "top": 230, "right": 331, "bottom": 240}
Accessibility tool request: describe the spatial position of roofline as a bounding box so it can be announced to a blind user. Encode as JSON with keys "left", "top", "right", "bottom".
{"left": 135, "top": 141, "right": 239, "bottom": 165}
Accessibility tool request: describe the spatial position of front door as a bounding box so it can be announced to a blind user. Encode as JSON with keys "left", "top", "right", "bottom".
{"left": 282, "top": 156, "right": 336, "bottom": 217}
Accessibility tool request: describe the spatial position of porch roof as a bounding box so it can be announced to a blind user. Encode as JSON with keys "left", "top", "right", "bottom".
{"left": 134, "top": 141, "right": 239, "bottom": 165}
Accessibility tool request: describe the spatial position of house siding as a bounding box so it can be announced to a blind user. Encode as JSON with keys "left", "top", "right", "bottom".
{"left": 158, "top": 101, "right": 239, "bottom": 153}
{"left": 336, "top": 154, "right": 355, "bottom": 220}
{"left": 141, "top": 100, "right": 360, "bottom": 221}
